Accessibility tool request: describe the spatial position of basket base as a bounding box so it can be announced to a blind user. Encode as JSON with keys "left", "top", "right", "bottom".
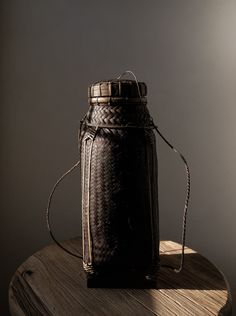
{"left": 87, "top": 271, "right": 157, "bottom": 289}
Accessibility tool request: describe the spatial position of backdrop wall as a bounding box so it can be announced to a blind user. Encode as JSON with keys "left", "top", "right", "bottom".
{"left": 1, "top": 0, "right": 236, "bottom": 314}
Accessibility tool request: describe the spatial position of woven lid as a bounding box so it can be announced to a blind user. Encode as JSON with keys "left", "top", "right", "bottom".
{"left": 88, "top": 80, "right": 147, "bottom": 105}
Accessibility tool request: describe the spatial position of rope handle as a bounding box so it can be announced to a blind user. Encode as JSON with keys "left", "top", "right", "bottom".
{"left": 118, "top": 70, "right": 191, "bottom": 273}
{"left": 153, "top": 124, "right": 190, "bottom": 273}
{"left": 45, "top": 121, "right": 98, "bottom": 260}
{"left": 45, "top": 160, "right": 83, "bottom": 259}
{"left": 45, "top": 123, "right": 87, "bottom": 260}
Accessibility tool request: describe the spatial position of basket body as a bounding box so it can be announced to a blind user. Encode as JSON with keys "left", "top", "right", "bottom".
{"left": 81, "top": 80, "right": 159, "bottom": 286}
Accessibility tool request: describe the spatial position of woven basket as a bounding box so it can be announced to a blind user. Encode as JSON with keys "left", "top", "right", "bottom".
{"left": 81, "top": 80, "right": 159, "bottom": 284}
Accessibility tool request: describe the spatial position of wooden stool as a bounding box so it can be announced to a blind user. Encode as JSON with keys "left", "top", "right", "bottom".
{"left": 9, "top": 238, "right": 232, "bottom": 315}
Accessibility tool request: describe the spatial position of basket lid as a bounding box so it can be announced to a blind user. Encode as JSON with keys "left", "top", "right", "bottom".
{"left": 88, "top": 80, "right": 147, "bottom": 105}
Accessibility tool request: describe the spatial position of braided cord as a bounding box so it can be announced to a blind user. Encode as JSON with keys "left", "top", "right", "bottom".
{"left": 45, "top": 122, "right": 98, "bottom": 261}
{"left": 45, "top": 160, "right": 83, "bottom": 259}
{"left": 46, "top": 118, "right": 87, "bottom": 260}
{"left": 153, "top": 125, "right": 191, "bottom": 273}
{"left": 83, "top": 126, "right": 99, "bottom": 268}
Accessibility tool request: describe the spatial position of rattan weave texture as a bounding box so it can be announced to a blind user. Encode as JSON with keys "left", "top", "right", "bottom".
{"left": 81, "top": 100, "right": 159, "bottom": 276}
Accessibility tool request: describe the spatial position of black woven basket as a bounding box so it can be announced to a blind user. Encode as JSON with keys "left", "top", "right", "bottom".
{"left": 46, "top": 74, "right": 190, "bottom": 288}
{"left": 81, "top": 80, "right": 160, "bottom": 287}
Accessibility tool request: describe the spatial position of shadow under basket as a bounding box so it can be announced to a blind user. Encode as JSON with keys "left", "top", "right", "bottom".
{"left": 86, "top": 268, "right": 158, "bottom": 289}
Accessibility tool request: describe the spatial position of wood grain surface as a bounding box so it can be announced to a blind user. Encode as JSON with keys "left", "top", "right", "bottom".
{"left": 9, "top": 238, "right": 232, "bottom": 316}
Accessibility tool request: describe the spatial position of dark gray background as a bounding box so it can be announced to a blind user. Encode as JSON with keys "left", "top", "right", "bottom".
{"left": 1, "top": 0, "right": 236, "bottom": 314}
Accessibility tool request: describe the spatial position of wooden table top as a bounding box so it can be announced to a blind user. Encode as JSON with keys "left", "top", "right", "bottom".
{"left": 9, "top": 238, "right": 232, "bottom": 316}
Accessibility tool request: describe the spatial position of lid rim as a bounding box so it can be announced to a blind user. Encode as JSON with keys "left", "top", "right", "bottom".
{"left": 88, "top": 80, "right": 147, "bottom": 99}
